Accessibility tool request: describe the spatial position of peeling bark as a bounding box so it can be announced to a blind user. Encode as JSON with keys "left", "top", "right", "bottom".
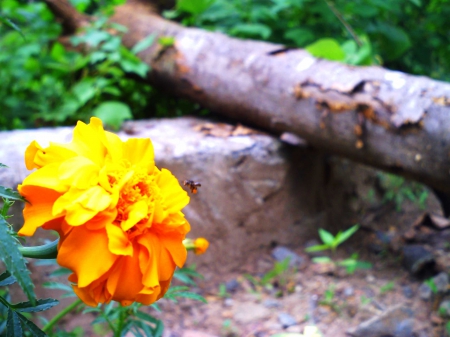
{"left": 45, "top": 0, "right": 450, "bottom": 193}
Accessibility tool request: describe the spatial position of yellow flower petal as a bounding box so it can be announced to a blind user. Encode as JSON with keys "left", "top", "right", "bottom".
{"left": 106, "top": 253, "right": 143, "bottom": 303}
{"left": 105, "top": 223, "right": 133, "bottom": 256}
{"left": 57, "top": 226, "right": 116, "bottom": 287}
{"left": 18, "top": 186, "right": 63, "bottom": 236}
{"left": 53, "top": 186, "right": 112, "bottom": 225}
{"left": 157, "top": 169, "right": 190, "bottom": 213}
{"left": 121, "top": 200, "right": 148, "bottom": 232}
{"left": 58, "top": 156, "right": 99, "bottom": 189}
{"left": 66, "top": 118, "right": 107, "bottom": 166}
{"left": 21, "top": 163, "right": 68, "bottom": 193}
{"left": 123, "top": 138, "right": 155, "bottom": 172}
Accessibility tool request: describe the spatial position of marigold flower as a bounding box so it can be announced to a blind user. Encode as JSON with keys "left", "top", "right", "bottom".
{"left": 194, "top": 237, "right": 209, "bottom": 255}
{"left": 18, "top": 117, "right": 190, "bottom": 306}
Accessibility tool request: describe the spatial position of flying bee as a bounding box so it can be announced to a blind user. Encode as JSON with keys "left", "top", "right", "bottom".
{"left": 183, "top": 180, "right": 201, "bottom": 194}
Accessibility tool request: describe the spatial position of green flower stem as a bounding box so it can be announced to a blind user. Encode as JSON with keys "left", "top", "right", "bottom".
{"left": 42, "top": 298, "right": 83, "bottom": 333}
{"left": 19, "top": 239, "right": 59, "bottom": 259}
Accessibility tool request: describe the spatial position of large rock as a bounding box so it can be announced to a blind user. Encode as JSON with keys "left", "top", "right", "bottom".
{"left": 0, "top": 117, "right": 326, "bottom": 274}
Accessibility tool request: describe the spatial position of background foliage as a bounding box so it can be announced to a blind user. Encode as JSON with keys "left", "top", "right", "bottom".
{"left": 0, "top": 0, "right": 449, "bottom": 129}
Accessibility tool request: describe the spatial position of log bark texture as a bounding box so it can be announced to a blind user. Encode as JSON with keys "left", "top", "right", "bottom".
{"left": 46, "top": 0, "right": 450, "bottom": 192}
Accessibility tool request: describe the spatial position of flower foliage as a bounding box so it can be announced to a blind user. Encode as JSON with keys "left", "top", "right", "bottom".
{"left": 18, "top": 117, "right": 191, "bottom": 306}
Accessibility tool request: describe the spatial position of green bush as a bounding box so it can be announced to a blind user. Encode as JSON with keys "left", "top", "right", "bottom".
{"left": 1, "top": 0, "right": 449, "bottom": 129}
{"left": 170, "top": 0, "right": 450, "bottom": 80}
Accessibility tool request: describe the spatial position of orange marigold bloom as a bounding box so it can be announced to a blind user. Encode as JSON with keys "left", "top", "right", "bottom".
{"left": 194, "top": 238, "right": 209, "bottom": 255}
{"left": 18, "top": 117, "right": 190, "bottom": 306}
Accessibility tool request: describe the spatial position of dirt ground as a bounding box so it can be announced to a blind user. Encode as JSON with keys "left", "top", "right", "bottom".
{"left": 148, "top": 196, "right": 449, "bottom": 337}
{"left": 49, "top": 188, "right": 450, "bottom": 337}
{"left": 7, "top": 163, "right": 449, "bottom": 337}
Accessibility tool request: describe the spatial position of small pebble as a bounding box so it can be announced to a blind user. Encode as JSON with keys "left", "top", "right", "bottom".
{"left": 418, "top": 283, "right": 432, "bottom": 301}
{"left": 402, "top": 285, "right": 414, "bottom": 299}
{"left": 223, "top": 298, "right": 234, "bottom": 307}
{"left": 277, "top": 312, "right": 297, "bottom": 328}
{"left": 343, "top": 287, "right": 354, "bottom": 297}
{"left": 366, "top": 274, "right": 375, "bottom": 283}
{"left": 433, "top": 272, "right": 449, "bottom": 293}
{"left": 225, "top": 279, "right": 240, "bottom": 293}
{"left": 263, "top": 299, "right": 281, "bottom": 308}
{"left": 272, "top": 246, "right": 305, "bottom": 267}
{"left": 439, "top": 300, "right": 450, "bottom": 318}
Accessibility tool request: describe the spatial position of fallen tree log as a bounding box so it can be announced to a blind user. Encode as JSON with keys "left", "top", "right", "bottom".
{"left": 45, "top": 0, "right": 450, "bottom": 193}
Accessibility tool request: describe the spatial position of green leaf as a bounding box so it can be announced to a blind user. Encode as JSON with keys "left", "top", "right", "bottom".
{"left": 230, "top": 23, "right": 272, "bottom": 39}
{"left": 318, "top": 228, "right": 335, "bottom": 246}
{"left": 372, "top": 23, "right": 411, "bottom": 61}
{"left": 42, "top": 281, "right": 74, "bottom": 293}
{"left": 11, "top": 298, "right": 59, "bottom": 313}
{"left": 312, "top": 256, "right": 332, "bottom": 264}
{"left": 72, "top": 80, "right": 97, "bottom": 105}
{"left": 170, "top": 291, "right": 207, "bottom": 303}
{"left": 158, "top": 36, "right": 175, "bottom": 47}
{"left": 0, "top": 16, "right": 24, "bottom": 39}
{"left": 335, "top": 225, "right": 359, "bottom": 246}
{"left": 0, "top": 187, "right": 25, "bottom": 202}
{"left": 131, "top": 34, "right": 155, "bottom": 54}
{"left": 92, "top": 101, "right": 133, "bottom": 131}
{"left": 305, "top": 38, "right": 345, "bottom": 61}
{"left": 48, "top": 268, "right": 72, "bottom": 278}
{"left": 7, "top": 309, "right": 22, "bottom": 337}
{"left": 0, "top": 271, "right": 16, "bottom": 287}
{"left": 304, "top": 244, "right": 330, "bottom": 253}
{"left": 284, "top": 28, "right": 315, "bottom": 47}
{"left": 135, "top": 311, "right": 163, "bottom": 326}
{"left": 176, "top": 0, "right": 214, "bottom": 15}
{"left": 0, "top": 216, "right": 36, "bottom": 305}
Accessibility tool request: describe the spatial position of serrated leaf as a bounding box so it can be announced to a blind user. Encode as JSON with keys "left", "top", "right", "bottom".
{"left": 48, "top": 267, "right": 72, "bottom": 278}
{"left": 7, "top": 309, "right": 22, "bottom": 337}
{"left": 17, "top": 311, "right": 48, "bottom": 336}
{"left": 135, "top": 310, "right": 162, "bottom": 324}
{"left": 131, "top": 34, "right": 155, "bottom": 54}
{"left": 0, "top": 271, "right": 16, "bottom": 286}
{"left": 42, "top": 281, "right": 74, "bottom": 293}
{"left": 171, "top": 292, "right": 207, "bottom": 303}
{"left": 11, "top": 298, "right": 59, "bottom": 313}
{"left": 0, "top": 187, "right": 25, "bottom": 202}
{"left": 172, "top": 271, "right": 195, "bottom": 285}
{"left": 0, "top": 216, "right": 36, "bottom": 305}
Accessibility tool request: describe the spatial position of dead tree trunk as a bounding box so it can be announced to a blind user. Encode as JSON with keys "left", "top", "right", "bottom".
{"left": 45, "top": 0, "right": 450, "bottom": 193}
